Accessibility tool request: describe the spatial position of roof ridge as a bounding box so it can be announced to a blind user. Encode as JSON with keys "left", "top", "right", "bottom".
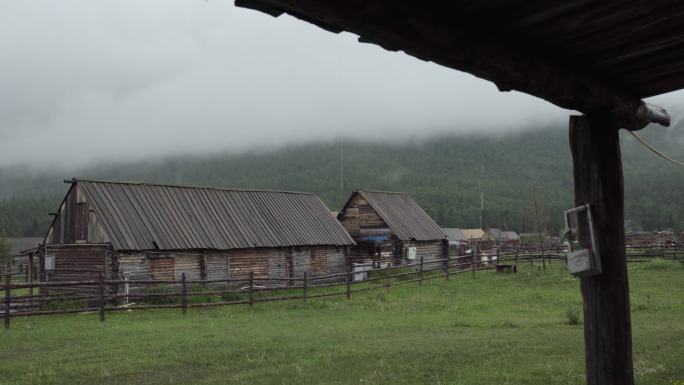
{"left": 69, "top": 178, "right": 316, "bottom": 195}
{"left": 357, "top": 189, "right": 410, "bottom": 195}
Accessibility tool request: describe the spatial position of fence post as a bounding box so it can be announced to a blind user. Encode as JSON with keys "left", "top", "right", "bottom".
{"left": 419, "top": 257, "right": 424, "bottom": 285}
{"left": 346, "top": 265, "right": 351, "bottom": 300}
{"left": 385, "top": 264, "right": 390, "bottom": 290}
{"left": 4, "top": 272, "right": 10, "bottom": 330}
{"left": 181, "top": 273, "right": 188, "bottom": 315}
{"left": 249, "top": 271, "right": 254, "bottom": 307}
{"left": 515, "top": 248, "right": 519, "bottom": 267}
{"left": 495, "top": 249, "right": 500, "bottom": 268}
{"left": 98, "top": 273, "right": 105, "bottom": 323}
{"left": 445, "top": 256, "right": 450, "bottom": 280}
{"left": 303, "top": 271, "right": 308, "bottom": 303}
{"left": 472, "top": 253, "right": 476, "bottom": 277}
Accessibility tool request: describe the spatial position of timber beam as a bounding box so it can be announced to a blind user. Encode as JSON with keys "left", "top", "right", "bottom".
{"left": 570, "top": 114, "right": 634, "bottom": 385}
{"left": 236, "top": 0, "right": 671, "bottom": 130}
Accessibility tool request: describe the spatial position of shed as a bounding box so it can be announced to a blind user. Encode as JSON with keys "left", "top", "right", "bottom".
{"left": 39, "top": 179, "right": 355, "bottom": 292}
{"left": 337, "top": 190, "right": 447, "bottom": 268}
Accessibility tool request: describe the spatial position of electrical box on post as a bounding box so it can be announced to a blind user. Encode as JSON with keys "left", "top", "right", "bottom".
{"left": 562, "top": 204, "right": 602, "bottom": 277}
{"left": 44, "top": 255, "right": 56, "bottom": 271}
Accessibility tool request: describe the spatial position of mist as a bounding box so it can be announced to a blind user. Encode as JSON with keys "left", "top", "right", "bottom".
{"left": 0, "top": 1, "right": 681, "bottom": 169}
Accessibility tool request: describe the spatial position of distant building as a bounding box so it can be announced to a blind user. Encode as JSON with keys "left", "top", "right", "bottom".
{"left": 442, "top": 228, "right": 467, "bottom": 256}
{"left": 36, "top": 179, "right": 355, "bottom": 292}
{"left": 338, "top": 190, "right": 448, "bottom": 267}
{"left": 461, "top": 228, "right": 489, "bottom": 250}
{"left": 502, "top": 231, "right": 521, "bottom": 247}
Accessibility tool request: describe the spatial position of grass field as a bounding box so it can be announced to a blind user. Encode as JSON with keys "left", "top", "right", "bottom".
{"left": 1, "top": 261, "right": 683, "bottom": 385}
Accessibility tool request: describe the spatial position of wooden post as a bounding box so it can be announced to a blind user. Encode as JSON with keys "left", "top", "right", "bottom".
{"left": 248, "top": 271, "right": 254, "bottom": 307}
{"left": 515, "top": 248, "right": 519, "bottom": 267}
{"left": 303, "top": 271, "right": 308, "bottom": 303}
{"left": 346, "top": 266, "right": 351, "bottom": 300}
{"left": 418, "top": 257, "right": 424, "bottom": 285}
{"left": 28, "top": 253, "right": 34, "bottom": 297}
{"left": 4, "top": 272, "right": 10, "bottom": 330}
{"left": 445, "top": 256, "right": 451, "bottom": 280}
{"left": 98, "top": 273, "right": 105, "bottom": 323}
{"left": 181, "top": 273, "right": 188, "bottom": 315}
{"left": 570, "top": 114, "right": 634, "bottom": 385}
{"left": 385, "top": 264, "right": 390, "bottom": 290}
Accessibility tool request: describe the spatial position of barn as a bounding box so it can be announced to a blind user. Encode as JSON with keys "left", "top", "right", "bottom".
{"left": 38, "top": 179, "right": 354, "bottom": 291}
{"left": 337, "top": 190, "right": 448, "bottom": 268}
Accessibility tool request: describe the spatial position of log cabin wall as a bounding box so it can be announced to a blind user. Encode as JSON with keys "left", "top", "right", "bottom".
{"left": 38, "top": 244, "right": 111, "bottom": 295}
{"left": 399, "top": 240, "right": 448, "bottom": 267}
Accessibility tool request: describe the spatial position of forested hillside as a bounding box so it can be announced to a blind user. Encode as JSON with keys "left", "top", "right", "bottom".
{"left": 1, "top": 122, "right": 682, "bottom": 238}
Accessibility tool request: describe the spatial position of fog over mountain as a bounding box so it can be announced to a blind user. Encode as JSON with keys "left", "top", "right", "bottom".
{"left": 2, "top": 1, "right": 681, "bottom": 169}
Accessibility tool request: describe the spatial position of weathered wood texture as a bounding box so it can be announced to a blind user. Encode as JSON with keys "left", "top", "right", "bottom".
{"left": 338, "top": 195, "right": 391, "bottom": 238}
{"left": 570, "top": 114, "right": 634, "bottom": 385}
{"left": 47, "top": 185, "right": 108, "bottom": 245}
{"left": 400, "top": 240, "right": 448, "bottom": 267}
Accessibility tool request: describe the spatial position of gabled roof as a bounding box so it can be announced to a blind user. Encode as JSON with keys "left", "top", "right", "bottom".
{"left": 341, "top": 190, "right": 446, "bottom": 241}
{"left": 462, "top": 229, "right": 485, "bottom": 240}
{"left": 502, "top": 231, "right": 520, "bottom": 241}
{"left": 486, "top": 228, "right": 504, "bottom": 240}
{"left": 64, "top": 179, "right": 354, "bottom": 251}
{"left": 443, "top": 228, "right": 466, "bottom": 242}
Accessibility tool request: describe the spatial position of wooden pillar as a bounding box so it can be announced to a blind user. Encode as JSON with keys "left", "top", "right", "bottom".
{"left": 569, "top": 114, "right": 634, "bottom": 385}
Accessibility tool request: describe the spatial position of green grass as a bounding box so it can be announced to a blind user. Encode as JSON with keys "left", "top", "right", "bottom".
{"left": 1, "top": 261, "right": 683, "bottom": 385}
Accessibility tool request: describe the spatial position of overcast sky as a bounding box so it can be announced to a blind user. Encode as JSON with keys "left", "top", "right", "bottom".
{"left": 1, "top": 1, "right": 681, "bottom": 168}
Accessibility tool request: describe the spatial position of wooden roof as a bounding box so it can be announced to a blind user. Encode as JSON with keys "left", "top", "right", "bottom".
{"left": 236, "top": 0, "right": 683, "bottom": 129}
{"left": 64, "top": 179, "right": 354, "bottom": 251}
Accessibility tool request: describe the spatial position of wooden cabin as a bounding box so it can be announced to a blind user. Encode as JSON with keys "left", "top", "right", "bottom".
{"left": 337, "top": 190, "right": 447, "bottom": 268}
{"left": 38, "top": 179, "right": 355, "bottom": 292}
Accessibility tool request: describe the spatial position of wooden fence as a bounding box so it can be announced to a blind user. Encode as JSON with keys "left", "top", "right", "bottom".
{"left": 2, "top": 245, "right": 682, "bottom": 329}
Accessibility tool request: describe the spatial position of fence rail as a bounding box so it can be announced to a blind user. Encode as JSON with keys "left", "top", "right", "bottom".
{"left": 2, "top": 245, "right": 682, "bottom": 329}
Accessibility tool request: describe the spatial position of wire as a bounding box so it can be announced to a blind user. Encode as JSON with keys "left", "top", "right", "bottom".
{"left": 628, "top": 131, "right": 684, "bottom": 167}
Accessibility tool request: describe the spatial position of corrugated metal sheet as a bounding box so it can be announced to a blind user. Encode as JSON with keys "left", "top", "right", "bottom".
{"left": 442, "top": 228, "right": 466, "bottom": 242}
{"left": 353, "top": 190, "right": 446, "bottom": 241}
{"left": 75, "top": 180, "right": 354, "bottom": 251}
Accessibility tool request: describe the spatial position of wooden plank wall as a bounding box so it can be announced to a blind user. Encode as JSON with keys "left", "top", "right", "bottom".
{"left": 400, "top": 240, "right": 447, "bottom": 266}
{"left": 47, "top": 185, "right": 108, "bottom": 245}
{"left": 40, "top": 244, "right": 109, "bottom": 282}
{"left": 339, "top": 195, "right": 391, "bottom": 238}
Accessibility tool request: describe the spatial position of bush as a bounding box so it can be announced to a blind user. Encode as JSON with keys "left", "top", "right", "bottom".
{"left": 565, "top": 305, "right": 581, "bottom": 325}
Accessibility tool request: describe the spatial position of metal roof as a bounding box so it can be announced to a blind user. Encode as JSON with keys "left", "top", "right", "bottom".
{"left": 74, "top": 179, "right": 354, "bottom": 251}
{"left": 502, "top": 231, "right": 520, "bottom": 241}
{"left": 345, "top": 190, "right": 446, "bottom": 241}
{"left": 442, "top": 228, "right": 466, "bottom": 242}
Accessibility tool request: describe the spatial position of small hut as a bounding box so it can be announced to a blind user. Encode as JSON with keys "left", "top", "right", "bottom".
{"left": 337, "top": 190, "right": 448, "bottom": 268}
